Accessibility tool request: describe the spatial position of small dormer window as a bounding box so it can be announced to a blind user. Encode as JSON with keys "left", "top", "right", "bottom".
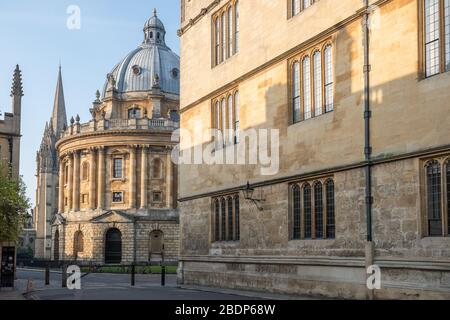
{"left": 171, "top": 68, "right": 179, "bottom": 78}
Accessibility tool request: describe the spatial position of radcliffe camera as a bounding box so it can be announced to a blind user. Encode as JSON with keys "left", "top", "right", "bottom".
{"left": 0, "top": 0, "right": 449, "bottom": 316}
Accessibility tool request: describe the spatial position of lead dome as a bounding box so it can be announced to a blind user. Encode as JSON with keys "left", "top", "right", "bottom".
{"left": 102, "top": 9, "right": 180, "bottom": 97}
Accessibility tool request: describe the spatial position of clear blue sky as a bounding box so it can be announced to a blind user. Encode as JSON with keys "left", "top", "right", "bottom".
{"left": 0, "top": 0, "right": 180, "bottom": 206}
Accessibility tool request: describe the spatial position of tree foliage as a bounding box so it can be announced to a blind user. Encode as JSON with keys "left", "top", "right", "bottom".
{"left": 0, "top": 165, "right": 30, "bottom": 241}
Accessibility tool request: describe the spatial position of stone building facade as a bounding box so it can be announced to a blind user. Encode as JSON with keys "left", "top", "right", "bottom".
{"left": 49, "top": 11, "right": 180, "bottom": 264}
{"left": 0, "top": 65, "right": 23, "bottom": 268}
{"left": 0, "top": 65, "right": 22, "bottom": 178}
{"left": 178, "top": 0, "right": 450, "bottom": 299}
{"left": 34, "top": 66, "right": 67, "bottom": 259}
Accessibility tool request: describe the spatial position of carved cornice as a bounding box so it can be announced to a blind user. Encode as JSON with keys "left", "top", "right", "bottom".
{"left": 177, "top": 0, "right": 220, "bottom": 37}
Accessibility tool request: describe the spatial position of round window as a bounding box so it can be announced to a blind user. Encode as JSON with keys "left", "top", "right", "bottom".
{"left": 132, "top": 65, "right": 141, "bottom": 75}
{"left": 171, "top": 68, "right": 179, "bottom": 78}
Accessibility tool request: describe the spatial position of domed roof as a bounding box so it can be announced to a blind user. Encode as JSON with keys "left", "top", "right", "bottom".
{"left": 102, "top": 9, "right": 179, "bottom": 97}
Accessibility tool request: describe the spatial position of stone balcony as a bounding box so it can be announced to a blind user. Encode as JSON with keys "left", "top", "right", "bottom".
{"left": 60, "top": 117, "right": 179, "bottom": 139}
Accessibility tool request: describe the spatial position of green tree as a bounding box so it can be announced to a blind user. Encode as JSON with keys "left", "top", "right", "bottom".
{"left": 0, "top": 165, "right": 30, "bottom": 241}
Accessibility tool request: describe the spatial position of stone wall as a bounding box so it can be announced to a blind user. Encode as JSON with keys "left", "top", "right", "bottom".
{"left": 53, "top": 218, "right": 179, "bottom": 264}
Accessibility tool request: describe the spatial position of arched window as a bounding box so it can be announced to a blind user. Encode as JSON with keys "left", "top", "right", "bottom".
{"left": 150, "top": 230, "right": 164, "bottom": 254}
{"left": 214, "top": 200, "right": 220, "bottom": 242}
{"left": 314, "top": 182, "right": 323, "bottom": 239}
{"left": 228, "top": 95, "right": 233, "bottom": 144}
{"left": 292, "top": 184, "right": 301, "bottom": 239}
{"left": 157, "top": 32, "right": 160, "bottom": 40}
{"left": 73, "top": 231, "right": 84, "bottom": 258}
{"left": 303, "top": 183, "right": 312, "bottom": 239}
{"left": 221, "top": 13, "right": 227, "bottom": 61}
{"left": 234, "top": 196, "right": 240, "bottom": 240}
{"left": 427, "top": 161, "right": 442, "bottom": 236}
{"left": 227, "top": 197, "right": 234, "bottom": 240}
{"left": 150, "top": 31, "right": 153, "bottom": 39}
{"left": 235, "top": 1, "right": 239, "bottom": 53}
{"left": 292, "top": 0, "right": 300, "bottom": 16}
{"left": 313, "top": 51, "right": 323, "bottom": 116}
{"left": 128, "top": 107, "right": 141, "bottom": 119}
{"left": 53, "top": 230, "right": 59, "bottom": 261}
{"left": 152, "top": 158, "right": 162, "bottom": 179}
{"left": 81, "top": 162, "right": 89, "bottom": 181}
{"left": 447, "top": 162, "right": 450, "bottom": 234}
{"left": 292, "top": 61, "right": 301, "bottom": 123}
{"left": 228, "top": 6, "right": 233, "bottom": 57}
{"left": 221, "top": 98, "right": 226, "bottom": 144}
{"left": 324, "top": 45, "right": 334, "bottom": 112}
{"left": 65, "top": 165, "right": 69, "bottom": 184}
{"left": 302, "top": 56, "right": 311, "bottom": 120}
{"left": 303, "top": 0, "right": 310, "bottom": 10}
{"left": 325, "top": 180, "right": 335, "bottom": 239}
{"left": 215, "top": 17, "right": 220, "bottom": 65}
{"left": 105, "top": 228, "right": 122, "bottom": 264}
{"left": 221, "top": 198, "right": 226, "bottom": 241}
{"left": 234, "top": 91, "right": 240, "bottom": 144}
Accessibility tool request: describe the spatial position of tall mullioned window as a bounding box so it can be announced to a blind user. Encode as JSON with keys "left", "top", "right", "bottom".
{"left": 290, "top": 43, "right": 334, "bottom": 124}
{"left": 221, "top": 198, "right": 227, "bottom": 241}
{"left": 292, "top": 62, "right": 301, "bottom": 123}
{"left": 213, "top": 194, "right": 240, "bottom": 242}
{"left": 325, "top": 180, "right": 336, "bottom": 239}
{"left": 214, "top": 200, "right": 220, "bottom": 242}
{"left": 427, "top": 160, "right": 442, "bottom": 236}
{"left": 290, "top": 0, "right": 317, "bottom": 18}
{"left": 213, "top": 1, "right": 239, "bottom": 67}
{"left": 424, "top": 0, "right": 450, "bottom": 77}
{"left": 423, "top": 158, "right": 450, "bottom": 237}
{"left": 313, "top": 51, "right": 323, "bottom": 117}
{"left": 292, "top": 184, "right": 301, "bottom": 239}
{"left": 212, "top": 89, "right": 240, "bottom": 147}
{"left": 324, "top": 45, "right": 334, "bottom": 112}
{"left": 290, "top": 178, "right": 335, "bottom": 240}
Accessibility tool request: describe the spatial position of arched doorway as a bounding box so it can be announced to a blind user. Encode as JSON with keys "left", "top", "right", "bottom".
{"left": 105, "top": 228, "right": 122, "bottom": 264}
{"left": 53, "top": 230, "right": 59, "bottom": 261}
{"left": 149, "top": 230, "right": 164, "bottom": 262}
{"left": 73, "top": 231, "right": 84, "bottom": 259}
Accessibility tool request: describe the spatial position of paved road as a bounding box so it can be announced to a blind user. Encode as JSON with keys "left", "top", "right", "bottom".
{"left": 17, "top": 269, "right": 261, "bottom": 300}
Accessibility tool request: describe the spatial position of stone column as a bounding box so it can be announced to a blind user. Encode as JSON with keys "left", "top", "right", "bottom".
{"left": 166, "top": 148, "right": 173, "bottom": 208}
{"left": 67, "top": 153, "right": 73, "bottom": 211}
{"left": 140, "top": 146, "right": 148, "bottom": 209}
{"left": 129, "top": 146, "right": 137, "bottom": 208}
{"left": 58, "top": 158, "right": 65, "bottom": 213}
{"left": 72, "top": 150, "right": 80, "bottom": 212}
{"left": 97, "top": 147, "right": 105, "bottom": 210}
{"left": 89, "top": 148, "right": 97, "bottom": 210}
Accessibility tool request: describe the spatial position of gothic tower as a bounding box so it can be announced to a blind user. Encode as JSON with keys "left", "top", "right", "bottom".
{"left": 34, "top": 66, "right": 67, "bottom": 259}
{"left": 0, "top": 65, "right": 23, "bottom": 178}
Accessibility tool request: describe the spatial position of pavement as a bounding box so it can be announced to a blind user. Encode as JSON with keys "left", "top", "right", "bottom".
{"left": 0, "top": 268, "right": 316, "bottom": 300}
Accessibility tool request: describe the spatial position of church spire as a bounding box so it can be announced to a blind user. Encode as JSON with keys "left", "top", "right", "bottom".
{"left": 51, "top": 65, "right": 67, "bottom": 139}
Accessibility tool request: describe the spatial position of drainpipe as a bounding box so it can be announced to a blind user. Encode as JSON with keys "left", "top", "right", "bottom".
{"left": 363, "top": 0, "right": 375, "bottom": 298}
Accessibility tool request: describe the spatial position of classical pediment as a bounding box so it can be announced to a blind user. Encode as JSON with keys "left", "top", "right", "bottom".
{"left": 90, "top": 210, "right": 135, "bottom": 223}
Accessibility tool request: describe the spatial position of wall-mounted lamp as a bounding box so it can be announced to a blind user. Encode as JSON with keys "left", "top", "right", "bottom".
{"left": 242, "top": 181, "right": 265, "bottom": 211}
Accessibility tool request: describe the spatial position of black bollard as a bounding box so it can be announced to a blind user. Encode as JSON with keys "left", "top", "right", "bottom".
{"left": 161, "top": 265, "right": 166, "bottom": 286}
{"left": 131, "top": 264, "right": 135, "bottom": 286}
{"left": 45, "top": 265, "right": 50, "bottom": 286}
{"left": 61, "top": 264, "right": 67, "bottom": 288}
